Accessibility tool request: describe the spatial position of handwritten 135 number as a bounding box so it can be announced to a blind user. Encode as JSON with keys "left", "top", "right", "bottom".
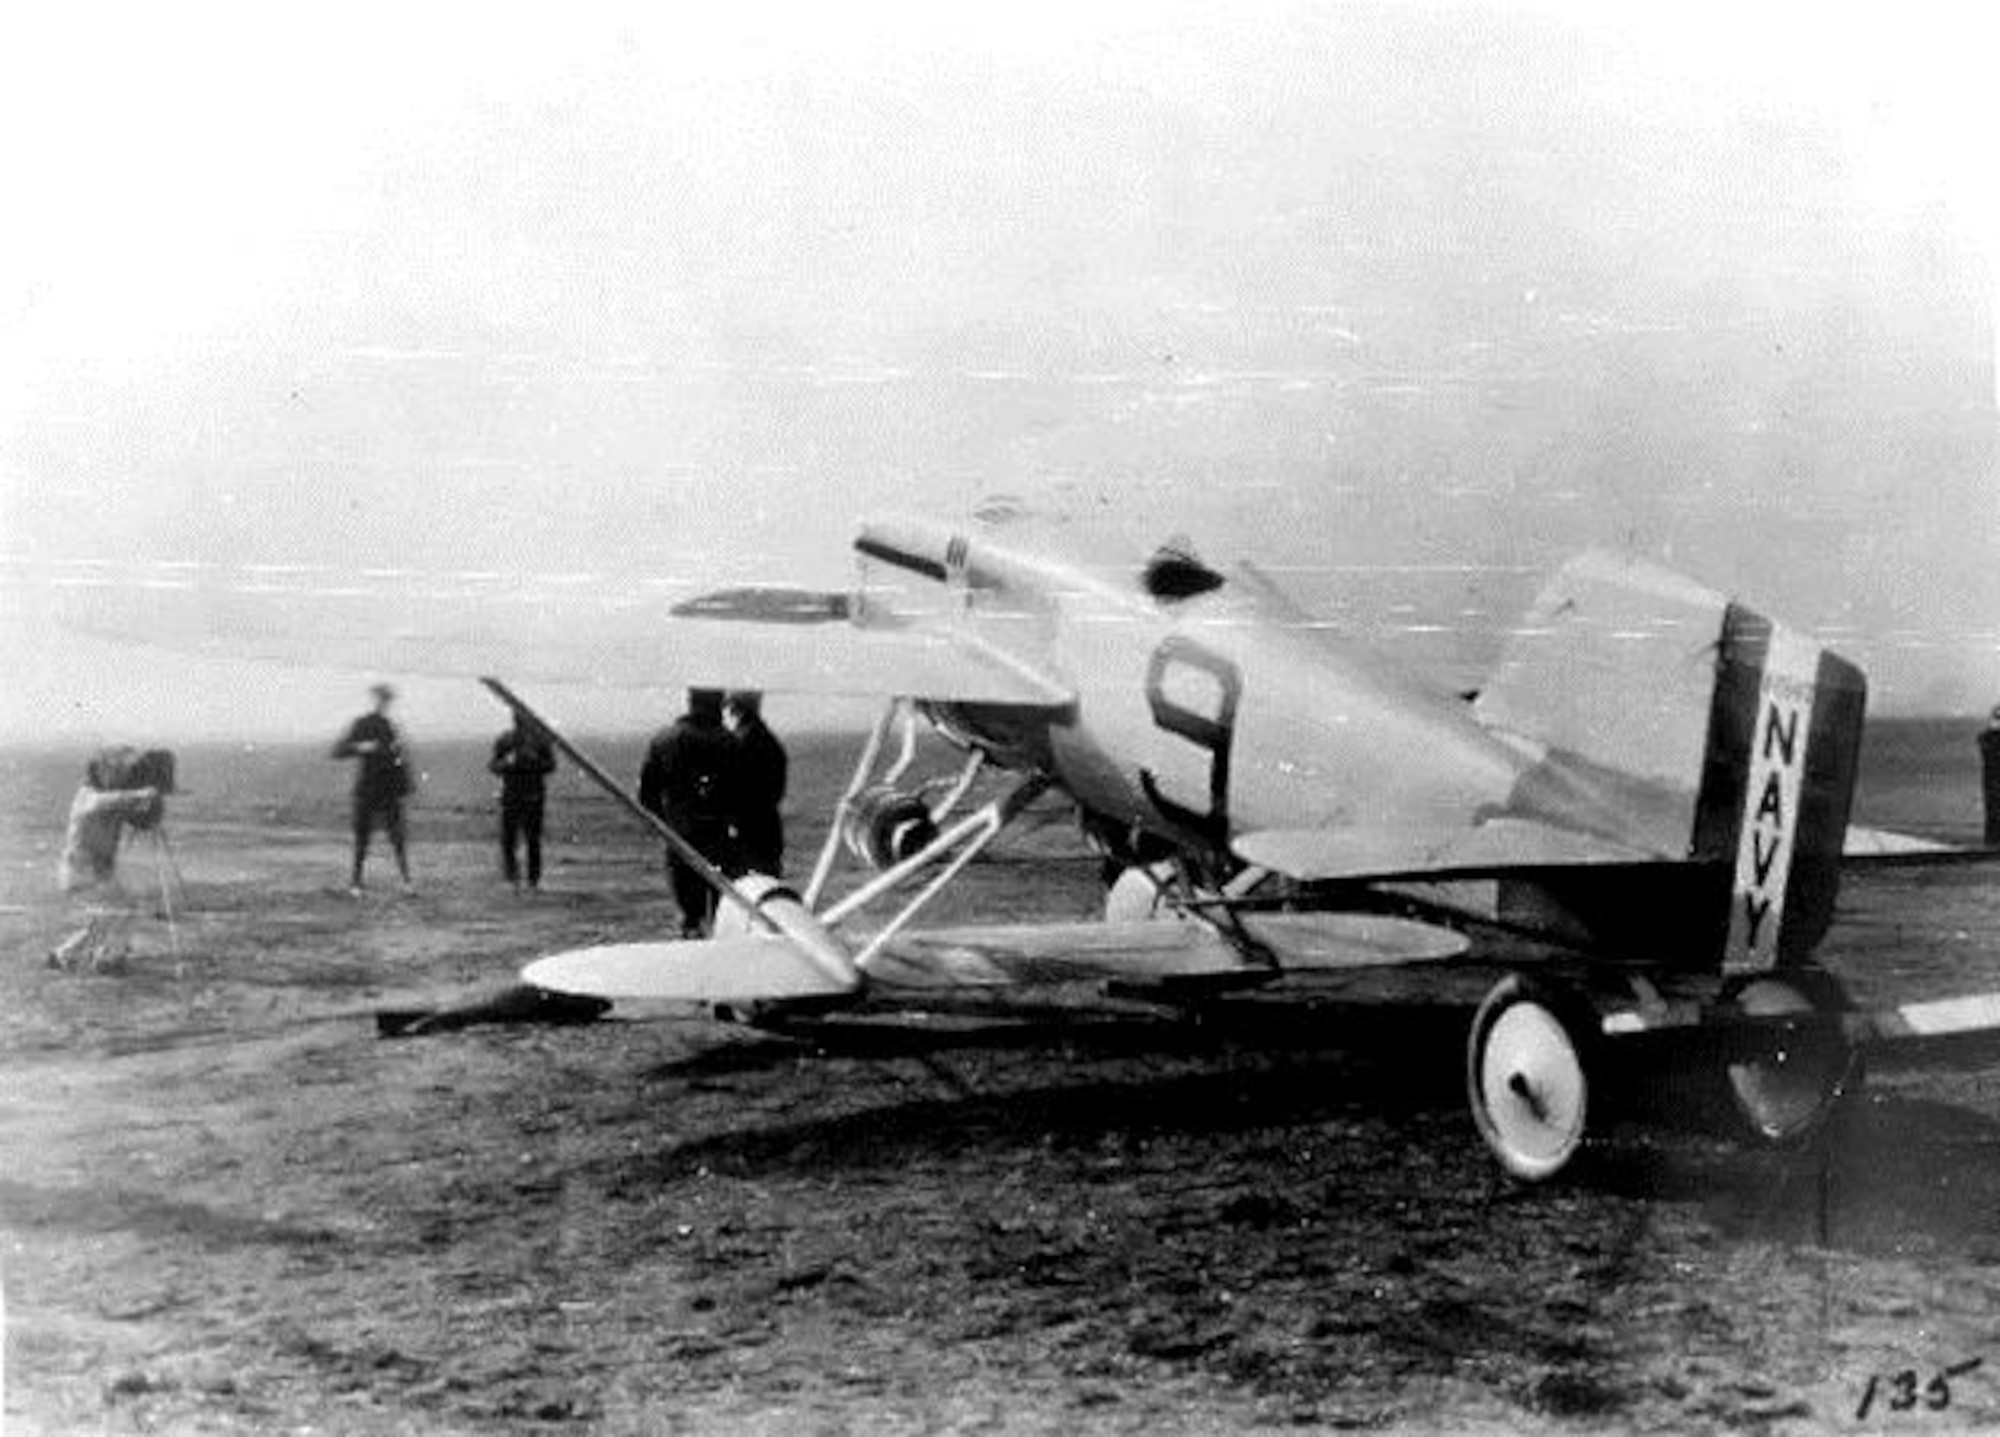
{"left": 1856, "top": 1358, "right": 1982, "bottom": 1420}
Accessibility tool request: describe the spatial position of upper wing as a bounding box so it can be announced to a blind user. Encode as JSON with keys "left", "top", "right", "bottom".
{"left": 56, "top": 570, "right": 1071, "bottom": 707}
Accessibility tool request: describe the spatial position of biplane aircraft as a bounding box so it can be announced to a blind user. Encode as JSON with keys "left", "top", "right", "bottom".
{"left": 61, "top": 508, "right": 2000, "bottom": 1180}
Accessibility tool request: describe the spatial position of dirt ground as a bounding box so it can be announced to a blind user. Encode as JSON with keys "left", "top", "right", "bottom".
{"left": 7, "top": 723, "right": 2000, "bottom": 1434}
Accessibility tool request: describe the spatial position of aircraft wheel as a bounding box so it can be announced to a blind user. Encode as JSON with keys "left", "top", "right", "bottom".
{"left": 1721, "top": 972, "right": 1861, "bottom": 1145}
{"left": 1467, "top": 975, "right": 1596, "bottom": 1182}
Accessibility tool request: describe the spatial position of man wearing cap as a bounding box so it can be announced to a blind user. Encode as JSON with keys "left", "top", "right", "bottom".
{"left": 638, "top": 688, "right": 739, "bottom": 937}
{"left": 1981, "top": 705, "right": 2000, "bottom": 847}
{"left": 725, "top": 691, "right": 787, "bottom": 878}
{"left": 333, "top": 683, "right": 416, "bottom": 894}
{"left": 489, "top": 711, "right": 557, "bottom": 891}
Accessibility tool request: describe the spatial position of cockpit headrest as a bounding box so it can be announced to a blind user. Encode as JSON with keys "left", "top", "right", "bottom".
{"left": 1143, "top": 539, "right": 1225, "bottom": 602}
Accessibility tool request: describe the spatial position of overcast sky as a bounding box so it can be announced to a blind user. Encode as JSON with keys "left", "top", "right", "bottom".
{"left": 2, "top": 1, "right": 1994, "bottom": 744}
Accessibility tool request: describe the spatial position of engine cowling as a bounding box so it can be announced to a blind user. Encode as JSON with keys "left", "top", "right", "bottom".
{"left": 842, "top": 787, "right": 941, "bottom": 869}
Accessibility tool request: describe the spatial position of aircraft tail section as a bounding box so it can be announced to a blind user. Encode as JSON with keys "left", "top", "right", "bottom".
{"left": 1475, "top": 553, "right": 1866, "bottom": 972}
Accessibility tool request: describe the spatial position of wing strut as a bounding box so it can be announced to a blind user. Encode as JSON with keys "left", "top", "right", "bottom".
{"left": 803, "top": 699, "right": 901, "bottom": 909}
{"left": 479, "top": 676, "right": 781, "bottom": 936}
{"left": 827, "top": 773, "right": 1053, "bottom": 970}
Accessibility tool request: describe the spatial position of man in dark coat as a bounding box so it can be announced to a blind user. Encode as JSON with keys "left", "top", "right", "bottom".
{"left": 638, "top": 689, "right": 738, "bottom": 936}
{"left": 489, "top": 713, "right": 557, "bottom": 891}
{"left": 332, "top": 683, "right": 414, "bottom": 894}
{"left": 1981, "top": 705, "right": 2000, "bottom": 847}
{"left": 725, "top": 691, "right": 787, "bottom": 878}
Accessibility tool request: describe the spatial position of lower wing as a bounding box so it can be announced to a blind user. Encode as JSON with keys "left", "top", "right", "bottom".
{"left": 523, "top": 912, "right": 1470, "bottom": 1003}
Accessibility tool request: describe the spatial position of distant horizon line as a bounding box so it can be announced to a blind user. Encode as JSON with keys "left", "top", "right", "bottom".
{"left": 0, "top": 708, "right": 1986, "bottom": 755}
{"left": 0, "top": 720, "right": 888, "bottom": 753}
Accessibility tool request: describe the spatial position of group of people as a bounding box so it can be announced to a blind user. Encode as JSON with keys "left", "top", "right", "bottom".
{"left": 638, "top": 688, "right": 788, "bottom": 936}
{"left": 42, "top": 690, "right": 2000, "bottom": 975}
{"left": 332, "top": 682, "right": 787, "bottom": 935}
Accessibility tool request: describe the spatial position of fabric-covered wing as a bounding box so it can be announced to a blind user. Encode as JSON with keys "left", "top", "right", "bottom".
{"left": 861, "top": 912, "right": 1469, "bottom": 990}
{"left": 56, "top": 570, "right": 1071, "bottom": 707}
{"left": 520, "top": 914, "right": 1469, "bottom": 1003}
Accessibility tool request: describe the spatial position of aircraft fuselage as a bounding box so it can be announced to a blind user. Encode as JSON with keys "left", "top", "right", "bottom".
{"left": 853, "top": 515, "right": 1531, "bottom": 865}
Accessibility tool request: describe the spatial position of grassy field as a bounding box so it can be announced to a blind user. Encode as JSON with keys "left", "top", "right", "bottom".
{"left": 3, "top": 716, "right": 2000, "bottom": 1435}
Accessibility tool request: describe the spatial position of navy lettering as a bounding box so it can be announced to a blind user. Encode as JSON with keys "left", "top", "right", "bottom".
{"left": 1755, "top": 770, "right": 1784, "bottom": 827}
{"left": 1761, "top": 701, "right": 1799, "bottom": 765}
{"left": 1742, "top": 891, "right": 1772, "bottom": 949}
{"left": 1752, "top": 829, "right": 1783, "bottom": 886}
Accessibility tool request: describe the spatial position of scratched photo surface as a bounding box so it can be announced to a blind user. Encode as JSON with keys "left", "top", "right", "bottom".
{"left": 2, "top": 3, "right": 1996, "bottom": 1434}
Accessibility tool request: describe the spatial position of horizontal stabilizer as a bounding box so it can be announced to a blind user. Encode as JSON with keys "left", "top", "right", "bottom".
{"left": 1842, "top": 825, "right": 1983, "bottom": 863}
{"left": 1863, "top": 991, "right": 2000, "bottom": 1067}
{"left": 1867, "top": 992, "right": 2000, "bottom": 1041}
{"left": 523, "top": 934, "right": 861, "bottom": 1002}
{"left": 1233, "top": 820, "right": 1657, "bottom": 884}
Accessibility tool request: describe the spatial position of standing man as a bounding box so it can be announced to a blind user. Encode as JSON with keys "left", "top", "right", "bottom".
{"left": 1981, "top": 705, "right": 2000, "bottom": 847}
{"left": 638, "top": 688, "right": 738, "bottom": 937}
{"left": 489, "top": 712, "right": 557, "bottom": 891}
{"left": 332, "top": 682, "right": 415, "bottom": 895}
{"left": 725, "top": 690, "right": 787, "bottom": 878}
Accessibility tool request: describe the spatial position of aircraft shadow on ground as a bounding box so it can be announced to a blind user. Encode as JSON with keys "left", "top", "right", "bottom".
{"left": 633, "top": 1001, "right": 2000, "bottom": 1258}
{"left": 1588, "top": 1094, "right": 2000, "bottom": 1258}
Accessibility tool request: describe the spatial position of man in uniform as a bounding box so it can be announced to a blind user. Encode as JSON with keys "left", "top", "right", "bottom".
{"left": 638, "top": 689, "right": 738, "bottom": 937}
{"left": 1981, "top": 704, "right": 2000, "bottom": 847}
{"left": 332, "top": 683, "right": 415, "bottom": 894}
{"left": 489, "top": 711, "right": 557, "bottom": 891}
{"left": 725, "top": 690, "right": 787, "bottom": 878}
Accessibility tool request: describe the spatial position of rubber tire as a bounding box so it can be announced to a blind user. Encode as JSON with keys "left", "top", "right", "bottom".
{"left": 1467, "top": 974, "right": 1597, "bottom": 1183}
{"left": 1720, "top": 971, "right": 1862, "bottom": 1146}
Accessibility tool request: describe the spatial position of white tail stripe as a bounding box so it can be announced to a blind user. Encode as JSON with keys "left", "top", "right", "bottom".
{"left": 1723, "top": 627, "right": 1820, "bottom": 972}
